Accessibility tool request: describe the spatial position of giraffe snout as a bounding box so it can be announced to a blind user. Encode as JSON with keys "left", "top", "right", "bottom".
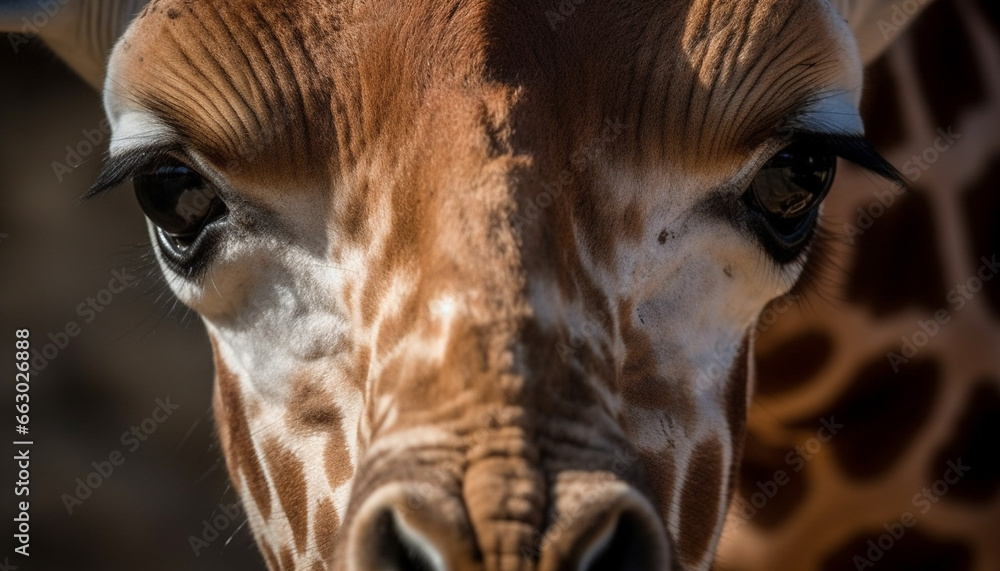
{"left": 343, "top": 481, "right": 673, "bottom": 571}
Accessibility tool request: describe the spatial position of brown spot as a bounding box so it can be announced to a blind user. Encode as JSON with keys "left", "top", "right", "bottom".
{"left": 860, "top": 55, "right": 906, "bottom": 150}
{"left": 910, "top": 0, "right": 987, "bottom": 132}
{"left": 350, "top": 346, "right": 371, "bottom": 393}
{"left": 658, "top": 229, "right": 669, "bottom": 244}
{"left": 285, "top": 378, "right": 345, "bottom": 433}
{"left": 279, "top": 545, "right": 295, "bottom": 571}
{"left": 261, "top": 542, "right": 280, "bottom": 571}
{"left": 263, "top": 439, "right": 310, "bottom": 554}
{"left": 639, "top": 450, "right": 676, "bottom": 531}
{"left": 725, "top": 338, "right": 749, "bottom": 503}
{"left": 821, "top": 528, "right": 973, "bottom": 571}
{"left": 737, "top": 432, "right": 808, "bottom": 529}
{"left": 213, "top": 351, "right": 273, "bottom": 520}
{"left": 314, "top": 498, "right": 340, "bottom": 561}
{"left": 960, "top": 158, "right": 1000, "bottom": 318}
{"left": 677, "top": 439, "right": 724, "bottom": 568}
{"left": 931, "top": 380, "right": 1000, "bottom": 502}
{"left": 755, "top": 330, "right": 835, "bottom": 395}
{"left": 846, "top": 191, "right": 947, "bottom": 317}
{"left": 166, "top": 8, "right": 180, "bottom": 19}
{"left": 795, "top": 357, "right": 939, "bottom": 480}
{"left": 324, "top": 428, "right": 353, "bottom": 492}
{"left": 338, "top": 181, "right": 373, "bottom": 245}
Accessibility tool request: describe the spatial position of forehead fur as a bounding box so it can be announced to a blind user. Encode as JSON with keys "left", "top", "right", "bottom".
{"left": 109, "top": 0, "right": 854, "bottom": 185}
{"left": 110, "top": 0, "right": 346, "bottom": 186}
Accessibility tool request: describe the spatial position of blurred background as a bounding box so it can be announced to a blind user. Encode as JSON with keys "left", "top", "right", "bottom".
{"left": 0, "top": 39, "right": 264, "bottom": 570}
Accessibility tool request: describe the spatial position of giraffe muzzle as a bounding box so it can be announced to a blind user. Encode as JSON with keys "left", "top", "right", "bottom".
{"left": 342, "top": 480, "right": 673, "bottom": 571}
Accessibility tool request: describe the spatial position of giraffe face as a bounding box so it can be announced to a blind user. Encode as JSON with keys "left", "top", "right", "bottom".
{"left": 95, "top": 0, "right": 872, "bottom": 568}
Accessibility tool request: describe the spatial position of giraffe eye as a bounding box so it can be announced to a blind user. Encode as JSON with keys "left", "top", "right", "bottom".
{"left": 743, "top": 140, "right": 836, "bottom": 260}
{"left": 133, "top": 164, "right": 228, "bottom": 266}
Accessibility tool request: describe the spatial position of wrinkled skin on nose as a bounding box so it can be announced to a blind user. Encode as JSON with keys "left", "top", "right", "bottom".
{"left": 334, "top": 306, "right": 682, "bottom": 571}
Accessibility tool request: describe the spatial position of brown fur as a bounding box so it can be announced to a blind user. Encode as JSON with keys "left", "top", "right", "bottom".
{"left": 677, "top": 439, "right": 724, "bottom": 567}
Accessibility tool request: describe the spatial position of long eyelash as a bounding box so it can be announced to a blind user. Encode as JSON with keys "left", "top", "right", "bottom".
{"left": 83, "top": 144, "right": 186, "bottom": 201}
{"left": 799, "top": 131, "right": 909, "bottom": 188}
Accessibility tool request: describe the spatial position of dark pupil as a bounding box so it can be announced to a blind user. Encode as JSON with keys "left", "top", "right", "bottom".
{"left": 134, "top": 166, "right": 220, "bottom": 237}
{"left": 752, "top": 142, "right": 835, "bottom": 218}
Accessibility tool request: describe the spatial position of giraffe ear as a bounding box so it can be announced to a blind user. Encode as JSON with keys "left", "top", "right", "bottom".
{"left": 829, "top": 0, "right": 936, "bottom": 64}
{"left": 1, "top": 0, "right": 149, "bottom": 89}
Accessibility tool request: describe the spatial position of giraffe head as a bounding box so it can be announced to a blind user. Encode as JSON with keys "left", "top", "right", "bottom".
{"left": 12, "top": 0, "right": 919, "bottom": 568}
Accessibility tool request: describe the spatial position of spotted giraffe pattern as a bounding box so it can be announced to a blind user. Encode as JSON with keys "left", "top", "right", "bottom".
{"left": 716, "top": 0, "right": 1000, "bottom": 569}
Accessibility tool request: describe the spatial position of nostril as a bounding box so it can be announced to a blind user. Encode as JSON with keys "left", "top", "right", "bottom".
{"left": 578, "top": 500, "right": 671, "bottom": 571}
{"left": 365, "top": 509, "right": 443, "bottom": 571}
{"left": 348, "top": 485, "right": 480, "bottom": 571}
{"left": 580, "top": 512, "right": 654, "bottom": 571}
